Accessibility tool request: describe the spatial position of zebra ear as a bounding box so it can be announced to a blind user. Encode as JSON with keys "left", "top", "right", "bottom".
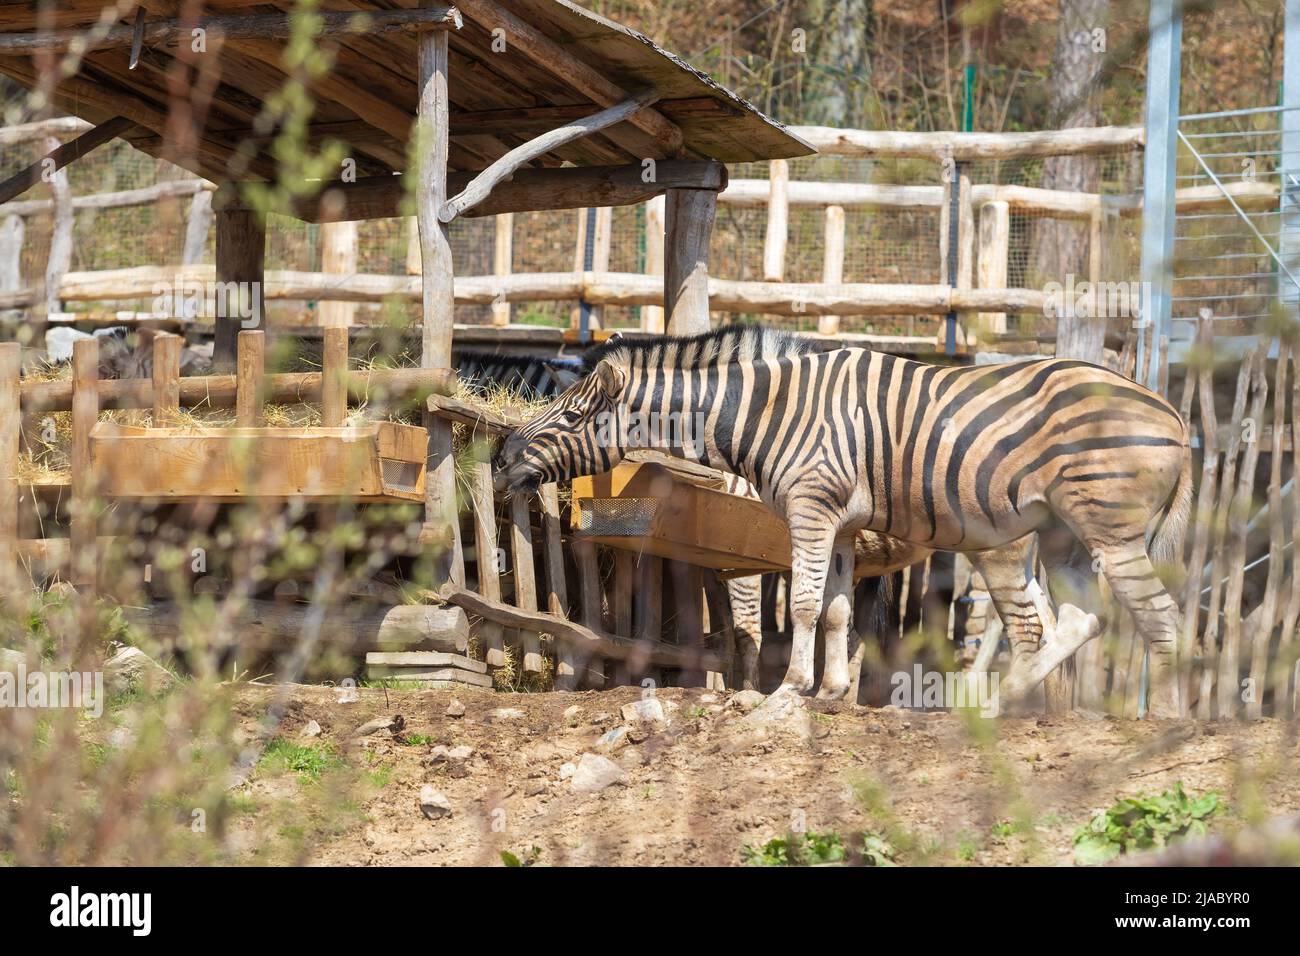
{"left": 594, "top": 359, "right": 626, "bottom": 397}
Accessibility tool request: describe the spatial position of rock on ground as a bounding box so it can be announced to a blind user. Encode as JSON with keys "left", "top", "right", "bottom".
{"left": 570, "top": 753, "right": 628, "bottom": 793}
{"left": 103, "top": 646, "right": 173, "bottom": 696}
{"left": 419, "top": 786, "right": 452, "bottom": 820}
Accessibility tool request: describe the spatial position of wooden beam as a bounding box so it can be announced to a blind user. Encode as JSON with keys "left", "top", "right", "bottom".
{"left": 235, "top": 329, "right": 265, "bottom": 427}
{"left": 0, "top": 343, "right": 18, "bottom": 595}
{"left": 439, "top": 90, "right": 661, "bottom": 222}
{"left": 283, "top": 161, "right": 726, "bottom": 223}
{"left": 818, "top": 204, "right": 845, "bottom": 336}
{"left": 438, "top": 584, "right": 728, "bottom": 673}
{"left": 641, "top": 195, "right": 665, "bottom": 333}
{"left": 762, "top": 159, "right": 789, "bottom": 282}
{"left": 418, "top": 10, "right": 462, "bottom": 589}
{"left": 791, "top": 124, "right": 1145, "bottom": 160}
{"left": 664, "top": 187, "right": 717, "bottom": 334}
{"left": 21, "top": 368, "right": 454, "bottom": 416}
{"left": 320, "top": 326, "right": 348, "bottom": 427}
{"left": 453, "top": 0, "right": 683, "bottom": 158}
{"left": 150, "top": 332, "right": 182, "bottom": 425}
{"left": 70, "top": 338, "right": 98, "bottom": 590}
{"left": 213, "top": 203, "right": 265, "bottom": 371}
{"left": 0, "top": 117, "right": 133, "bottom": 206}
{"left": 0, "top": 8, "right": 463, "bottom": 54}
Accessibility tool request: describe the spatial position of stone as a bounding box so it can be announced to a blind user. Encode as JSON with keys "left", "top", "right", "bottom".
{"left": 103, "top": 646, "right": 173, "bottom": 696}
{"left": 570, "top": 753, "right": 628, "bottom": 793}
{"left": 620, "top": 698, "right": 666, "bottom": 727}
{"left": 419, "top": 786, "right": 452, "bottom": 820}
{"left": 0, "top": 648, "right": 25, "bottom": 674}
{"left": 490, "top": 707, "right": 525, "bottom": 721}
{"left": 558, "top": 761, "right": 576, "bottom": 780}
{"left": 596, "top": 725, "right": 631, "bottom": 754}
{"left": 562, "top": 704, "right": 582, "bottom": 722}
{"left": 351, "top": 716, "right": 396, "bottom": 737}
{"left": 445, "top": 699, "right": 466, "bottom": 718}
{"left": 729, "top": 690, "right": 766, "bottom": 712}
{"left": 299, "top": 720, "right": 322, "bottom": 739}
{"left": 525, "top": 779, "right": 548, "bottom": 797}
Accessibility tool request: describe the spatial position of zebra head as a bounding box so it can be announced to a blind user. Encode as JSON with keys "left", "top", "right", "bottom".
{"left": 494, "top": 358, "right": 628, "bottom": 494}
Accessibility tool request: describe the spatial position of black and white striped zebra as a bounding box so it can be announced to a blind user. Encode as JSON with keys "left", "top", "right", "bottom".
{"left": 455, "top": 349, "right": 582, "bottom": 398}
{"left": 496, "top": 324, "right": 1193, "bottom": 715}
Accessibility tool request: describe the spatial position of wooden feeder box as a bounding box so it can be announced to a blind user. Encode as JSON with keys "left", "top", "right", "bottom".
{"left": 90, "top": 420, "right": 427, "bottom": 503}
{"left": 570, "top": 454, "right": 792, "bottom": 574}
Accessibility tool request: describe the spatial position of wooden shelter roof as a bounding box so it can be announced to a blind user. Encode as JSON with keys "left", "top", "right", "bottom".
{"left": 0, "top": 1, "right": 814, "bottom": 186}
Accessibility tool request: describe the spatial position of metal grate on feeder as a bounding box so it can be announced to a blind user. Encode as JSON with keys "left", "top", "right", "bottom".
{"left": 577, "top": 497, "right": 663, "bottom": 537}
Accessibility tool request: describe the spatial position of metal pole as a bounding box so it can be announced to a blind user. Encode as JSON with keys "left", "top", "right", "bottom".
{"left": 1138, "top": 0, "right": 1183, "bottom": 392}
{"left": 1281, "top": 0, "right": 1300, "bottom": 319}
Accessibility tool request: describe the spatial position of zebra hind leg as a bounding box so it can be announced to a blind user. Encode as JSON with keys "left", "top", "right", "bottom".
{"left": 969, "top": 537, "right": 1043, "bottom": 681}
{"left": 816, "top": 535, "right": 857, "bottom": 700}
{"left": 1091, "top": 543, "right": 1181, "bottom": 718}
{"left": 726, "top": 574, "right": 764, "bottom": 691}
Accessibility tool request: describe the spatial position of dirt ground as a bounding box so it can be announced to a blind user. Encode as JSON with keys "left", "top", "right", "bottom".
{"left": 221, "top": 683, "right": 1300, "bottom": 867}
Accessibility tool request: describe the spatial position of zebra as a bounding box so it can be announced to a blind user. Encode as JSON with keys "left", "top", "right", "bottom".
{"left": 719, "top": 470, "right": 929, "bottom": 691}
{"left": 456, "top": 349, "right": 583, "bottom": 398}
{"left": 495, "top": 324, "right": 1193, "bottom": 716}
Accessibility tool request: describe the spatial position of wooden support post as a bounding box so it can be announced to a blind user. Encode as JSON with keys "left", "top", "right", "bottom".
{"left": 70, "top": 338, "right": 98, "bottom": 590}
{"left": 182, "top": 189, "right": 213, "bottom": 267}
{"left": 664, "top": 188, "right": 718, "bottom": 335}
{"left": 763, "top": 159, "right": 789, "bottom": 282}
{"left": 539, "top": 483, "right": 575, "bottom": 688}
{"left": 641, "top": 195, "right": 666, "bottom": 333}
{"left": 977, "top": 200, "right": 1010, "bottom": 335}
{"left": 235, "top": 329, "right": 265, "bottom": 427}
{"left": 670, "top": 560, "right": 706, "bottom": 687}
{"left": 590, "top": 206, "right": 612, "bottom": 328}
{"left": 0, "top": 214, "right": 21, "bottom": 320}
{"left": 635, "top": 554, "right": 663, "bottom": 687}
{"left": 574, "top": 539, "right": 605, "bottom": 688}
{"left": 319, "top": 220, "right": 358, "bottom": 328}
{"left": 213, "top": 204, "right": 265, "bottom": 371}
{"left": 491, "top": 213, "right": 513, "bottom": 327}
{"left": 470, "top": 453, "right": 506, "bottom": 667}
{"left": 150, "top": 332, "right": 181, "bottom": 425}
{"left": 0, "top": 343, "right": 18, "bottom": 596}
{"left": 320, "top": 326, "right": 349, "bottom": 427}
{"left": 818, "top": 204, "right": 846, "bottom": 336}
{"left": 611, "top": 549, "right": 635, "bottom": 685}
{"left": 405, "top": 217, "right": 421, "bottom": 276}
{"left": 43, "top": 136, "right": 73, "bottom": 321}
{"left": 509, "top": 494, "right": 542, "bottom": 673}
{"left": 417, "top": 16, "right": 463, "bottom": 588}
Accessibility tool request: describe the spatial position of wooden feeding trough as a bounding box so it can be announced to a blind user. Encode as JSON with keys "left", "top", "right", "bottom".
{"left": 91, "top": 420, "right": 426, "bottom": 503}
{"left": 570, "top": 452, "right": 793, "bottom": 575}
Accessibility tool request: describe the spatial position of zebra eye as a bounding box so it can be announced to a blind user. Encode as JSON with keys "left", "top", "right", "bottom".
{"left": 561, "top": 408, "right": 583, "bottom": 425}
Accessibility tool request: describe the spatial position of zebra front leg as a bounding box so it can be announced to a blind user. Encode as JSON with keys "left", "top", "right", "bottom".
{"left": 816, "top": 534, "right": 856, "bottom": 700}
{"left": 727, "top": 574, "right": 764, "bottom": 691}
{"left": 778, "top": 516, "right": 838, "bottom": 697}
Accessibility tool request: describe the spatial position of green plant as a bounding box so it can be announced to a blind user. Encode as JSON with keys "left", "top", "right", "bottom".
{"left": 742, "top": 829, "right": 897, "bottom": 867}
{"left": 1073, "top": 783, "right": 1224, "bottom": 865}
{"left": 258, "top": 739, "right": 344, "bottom": 782}
{"left": 501, "top": 846, "right": 542, "bottom": 867}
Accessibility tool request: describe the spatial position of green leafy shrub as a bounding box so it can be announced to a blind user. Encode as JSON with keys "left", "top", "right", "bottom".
{"left": 742, "top": 829, "right": 897, "bottom": 867}
{"left": 1073, "top": 783, "right": 1224, "bottom": 865}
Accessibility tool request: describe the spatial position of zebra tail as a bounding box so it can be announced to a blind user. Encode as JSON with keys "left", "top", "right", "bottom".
{"left": 1150, "top": 452, "right": 1194, "bottom": 587}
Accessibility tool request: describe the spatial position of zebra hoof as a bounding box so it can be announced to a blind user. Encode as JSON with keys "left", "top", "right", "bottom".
{"left": 815, "top": 683, "right": 849, "bottom": 701}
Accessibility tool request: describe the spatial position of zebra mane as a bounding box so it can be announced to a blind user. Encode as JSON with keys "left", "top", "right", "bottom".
{"left": 580, "top": 323, "right": 813, "bottom": 373}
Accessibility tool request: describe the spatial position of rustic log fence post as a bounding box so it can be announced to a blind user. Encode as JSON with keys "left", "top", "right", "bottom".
{"left": 641, "top": 195, "right": 665, "bottom": 333}
{"left": 151, "top": 331, "right": 182, "bottom": 425}
{"left": 235, "top": 329, "right": 265, "bottom": 427}
{"left": 0, "top": 342, "right": 19, "bottom": 596}
{"left": 762, "top": 158, "right": 788, "bottom": 282}
{"left": 491, "top": 212, "right": 513, "bottom": 327}
{"left": 818, "top": 204, "right": 845, "bottom": 336}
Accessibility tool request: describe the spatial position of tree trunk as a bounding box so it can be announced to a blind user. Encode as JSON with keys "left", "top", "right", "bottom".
{"left": 1036, "top": 0, "right": 1109, "bottom": 325}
